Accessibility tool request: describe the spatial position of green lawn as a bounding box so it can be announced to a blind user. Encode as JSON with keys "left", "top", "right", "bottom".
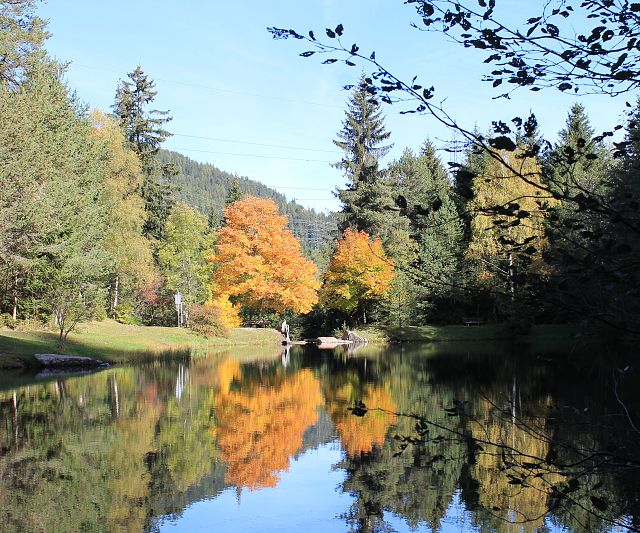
{"left": 0, "top": 319, "right": 282, "bottom": 367}
{"left": 354, "top": 323, "right": 597, "bottom": 346}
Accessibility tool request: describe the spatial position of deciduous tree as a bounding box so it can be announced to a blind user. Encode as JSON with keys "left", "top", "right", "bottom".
{"left": 320, "top": 229, "right": 394, "bottom": 324}
{"left": 158, "top": 202, "right": 215, "bottom": 326}
{"left": 214, "top": 196, "right": 320, "bottom": 316}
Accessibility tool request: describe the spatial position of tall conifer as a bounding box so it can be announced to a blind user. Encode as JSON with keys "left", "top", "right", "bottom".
{"left": 113, "top": 66, "right": 174, "bottom": 239}
{"left": 334, "top": 76, "right": 394, "bottom": 237}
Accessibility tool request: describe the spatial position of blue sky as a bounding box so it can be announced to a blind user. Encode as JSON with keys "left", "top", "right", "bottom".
{"left": 39, "top": 0, "right": 630, "bottom": 213}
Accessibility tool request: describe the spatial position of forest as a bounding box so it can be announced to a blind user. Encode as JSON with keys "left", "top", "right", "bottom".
{"left": 1, "top": 0, "right": 640, "bottom": 344}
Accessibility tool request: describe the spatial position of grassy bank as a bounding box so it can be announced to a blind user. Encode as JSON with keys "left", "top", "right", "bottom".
{"left": 0, "top": 319, "right": 282, "bottom": 367}
{"left": 354, "top": 323, "right": 599, "bottom": 348}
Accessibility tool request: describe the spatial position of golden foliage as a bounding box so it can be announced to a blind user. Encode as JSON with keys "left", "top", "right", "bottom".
{"left": 469, "top": 404, "right": 565, "bottom": 533}
{"left": 213, "top": 367, "right": 323, "bottom": 490}
{"left": 214, "top": 197, "right": 320, "bottom": 314}
{"left": 327, "top": 383, "right": 397, "bottom": 456}
{"left": 205, "top": 294, "right": 241, "bottom": 328}
{"left": 320, "top": 229, "right": 394, "bottom": 314}
{"left": 468, "top": 149, "right": 558, "bottom": 285}
{"left": 90, "top": 110, "right": 156, "bottom": 289}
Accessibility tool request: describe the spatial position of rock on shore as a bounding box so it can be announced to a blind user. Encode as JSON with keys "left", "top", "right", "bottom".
{"left": 35, "top": 354, "right": 110, "bottom": 368}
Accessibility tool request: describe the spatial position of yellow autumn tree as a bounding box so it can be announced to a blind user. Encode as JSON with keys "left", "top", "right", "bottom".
{"left": 212, "top": 364, "right": 323, "bottom": 490}
{"left": 204, "top": 293, "right": 241, "bottom": 328}
{"left": 469, "top": 149, "right": 557, "bottom": 299}
{"left": 213, "top": 197, "right": 320, "bottom": 315}
{"left": 90, "top": 111, "right": 156, "bottom": 318}
{"left": 320, "top": 229, "right": 394, "bottom": 323}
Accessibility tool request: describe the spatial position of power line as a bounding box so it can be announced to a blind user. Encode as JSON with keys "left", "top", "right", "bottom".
{"left": 73, "top": 63, "right": 342, "bottom": 109}
{"left": 171, "top": 147, "right": 333, "bottom": 163}
{"left": 171, "top": 133, "right": 340, "bottom": 154}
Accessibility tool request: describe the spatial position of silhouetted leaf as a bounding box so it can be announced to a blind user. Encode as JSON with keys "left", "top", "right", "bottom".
{"left": 489, "top": 136, "right": 517, "bottom": 151}
{"left": 591, "top": 496, "right": 608, "bottom": 511}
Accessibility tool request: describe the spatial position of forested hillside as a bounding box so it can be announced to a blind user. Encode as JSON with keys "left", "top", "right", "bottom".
{"left": 158, "top": 150, "right": 337, "bottom": 251}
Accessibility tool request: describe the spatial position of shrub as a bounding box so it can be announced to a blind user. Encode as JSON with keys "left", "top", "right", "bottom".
{"left": 189, "top": 303, "right": 224, "bottom": 338}
{"left": 1, "top": 313, "right": 17, "bottom": 329}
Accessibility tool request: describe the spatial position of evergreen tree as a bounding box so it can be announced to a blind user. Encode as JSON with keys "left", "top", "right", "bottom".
{"left": 547, "top": 103, "right": 610, "bottom": 197}
{"left": 387, "top": 142, "right": 465, "bottom": 322}
{"left": 544, "top": 104, "right": 614, "bottom": 323}
{"left": 113, "top": 66, "right": 174, "bottom": 239}
{"left": 597, "top": 99, "right": 640, "bottom": 331}
{"left": 0, "top": 0, "right": 49, "bottom": 89}
{"left": 225, "top": 177, "right": 244, "bottom": 206}
{"left": 0, "top": 63, "right": 112, "bottom": 340}
{"left": 334, "top": 76, "right": 394, "bottom": 237}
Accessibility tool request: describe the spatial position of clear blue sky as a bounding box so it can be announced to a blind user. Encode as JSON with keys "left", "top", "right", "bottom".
{"left": 39, "top": 0, "right": 629, "bottom": 213}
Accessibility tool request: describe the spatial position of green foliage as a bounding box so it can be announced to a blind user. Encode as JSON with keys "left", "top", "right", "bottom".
{"left": 157, "top": 202, "right": 215, "bottom": 325}
{"left": 385, "top": 143, "right": 466, "bottom": 322}
{"left": 334, "top": 75, "right": 395, "bottom": 237}
{"left": 0, "top": 0, "right": 49, "bottom": 89}
{"left": 113, "top": 66, "right": 174, "bottom": 240}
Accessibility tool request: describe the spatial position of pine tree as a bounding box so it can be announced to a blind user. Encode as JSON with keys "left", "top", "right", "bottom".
{"left": 113, "top": 66, "right": 174, "bottom": 239}
{"left": 544, "top": 104, "right": 614, "bottom": 323}
{"left": 334, "top": 76, "right": 394, "bottom": 237}
{"left": 547, "top": 103, "right": 609, "bottom": 198}
{"left": 0, "top": 0, "right": 49, "bottom": 89}
{"left": 387, "top": 142, "right": 465, "bottom": 322}
{"left": 225, "top": 177, "right": 244, "bottom": 206}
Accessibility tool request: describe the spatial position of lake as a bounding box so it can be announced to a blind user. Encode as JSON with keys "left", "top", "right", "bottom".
{"left": 0, "top": 341, "right": 638, "bottom": 532}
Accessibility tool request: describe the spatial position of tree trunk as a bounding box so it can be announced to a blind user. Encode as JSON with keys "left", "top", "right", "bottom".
{"left": 507, "top": 227, "right": 515, "bottom": 302}
{"left": 111, "top": 273, "right": 119, "bottom": 319}
{"left": 12, "top": 270, "right": 18, "bottom": 320}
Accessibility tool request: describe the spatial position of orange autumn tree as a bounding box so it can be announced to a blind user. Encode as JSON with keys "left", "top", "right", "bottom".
{"left": 213, "top": 197, "right": 320, "bottom": 316}
{"left": 326, "top": 383, "right": 397, "bottom": 456}
{"left": 320, "top": 229, "right": 394, "bottom": 323}
{"left": 213, "top": 363, "right": 323, "bottom": 490}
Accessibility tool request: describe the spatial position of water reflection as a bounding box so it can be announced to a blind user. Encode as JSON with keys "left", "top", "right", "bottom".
{"left": 0, "top": 343, "right": 637, "bottom": 532}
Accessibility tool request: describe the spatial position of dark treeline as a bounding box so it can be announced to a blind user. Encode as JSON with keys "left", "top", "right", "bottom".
{"left": 307, "top": 72, "right": 640, "bottom": 336}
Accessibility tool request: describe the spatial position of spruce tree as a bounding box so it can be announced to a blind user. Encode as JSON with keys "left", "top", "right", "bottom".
{"left": 334, "top": 76, "right": 394, "bottom": 237}
{"left": 113, "top": 66, "right": 174, "bottom": 239}
{"left": 225, "top": 177, "right": 244, "bottom": 206}
{"left": 0, "top": 0, "right": 49, "bottom": 88}
{"left": 387, "top": 142, "right": 465, "bottom": 322}
{"left": 547, "top": 103, "right": 609, "bottom": 197}
{"left": 598, "top": 99, "right": 640, "bottom": 331}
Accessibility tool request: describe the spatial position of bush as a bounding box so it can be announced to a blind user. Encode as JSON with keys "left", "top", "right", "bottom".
{"left": 1, "top": 313, "right": 17, "bottom": 329}
{"left": 114, "top": 302, "right": 141, "bottom": 325}
{"left": 189, "top": 304, "right": 224, "bottom": 338}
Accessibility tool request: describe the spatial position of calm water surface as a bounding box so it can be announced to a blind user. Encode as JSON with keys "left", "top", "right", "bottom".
{"left": 0, "top": 342, "right": 638, "bottom": 532}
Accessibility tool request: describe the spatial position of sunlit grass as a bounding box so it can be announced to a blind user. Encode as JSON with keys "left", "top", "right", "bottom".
{"left": 0, "top": 319, "right": 282, "bottom": 366}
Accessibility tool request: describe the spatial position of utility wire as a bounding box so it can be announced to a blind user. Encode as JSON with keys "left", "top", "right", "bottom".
{"left": 73, "top": 63, "right": 342, "bottom": 108}
{"left": 171, "top": 147, "right": 333, "bottom": 163}
{"left": 171, "top": 133, "right": 340, "bottom": 154}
